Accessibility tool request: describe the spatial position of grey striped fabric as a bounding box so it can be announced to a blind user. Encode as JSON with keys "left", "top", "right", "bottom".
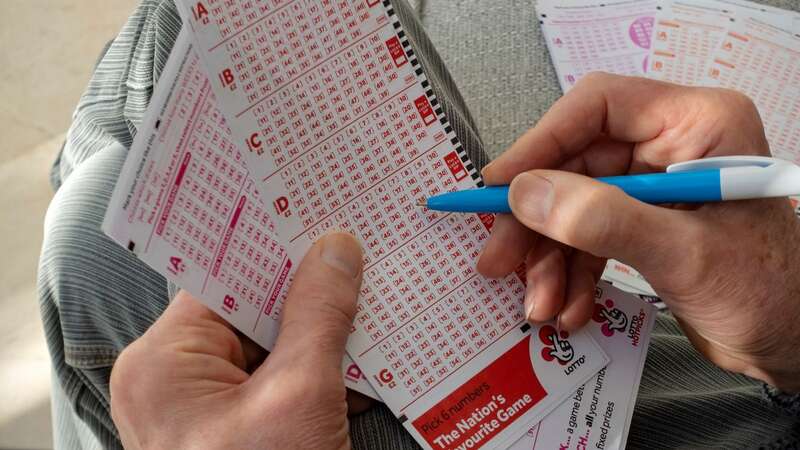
{"left": 38, "top": 0, "right": 799, "bottom": 449}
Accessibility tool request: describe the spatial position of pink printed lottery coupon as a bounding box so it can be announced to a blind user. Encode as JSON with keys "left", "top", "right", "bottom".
{"left": 174, "top": 0, "right": 608, "bottom": 448}
{"left": 103, "top": 29, "right": 378, "bottom": 400}
{"left": 648, "top": 0, "right": 735, "bottom": 86}
{"left": 703, "top": 14, "right": 800, "bottom": 163}
{"left": 537, "top": 0, "right": 658, "bottom": 92}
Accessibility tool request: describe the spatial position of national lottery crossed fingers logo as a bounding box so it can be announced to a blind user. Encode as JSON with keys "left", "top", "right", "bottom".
{"left": 592, "top": 299, "right": 628, "bottom": 337}
{"left": 592, "top": 286, "right": 648, "bottom": 348}
{"left": 538, "top": 325, "right": 574, "bottom": 365}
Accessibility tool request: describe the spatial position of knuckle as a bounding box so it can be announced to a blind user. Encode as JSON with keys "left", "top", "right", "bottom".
{"left": 578, "top": 71, "right": 611, "bottom": 87}
{"left": 722, "top": 88, "right": 757, "bottom": 112}
{"left": 558, "top": 186, "right": 619, "bottom": 253}
{"left": 289, "top": 275, "right": 359, "bottom": 326}
{"left": 307, "top": 291, "right": 357, "bottom": 327}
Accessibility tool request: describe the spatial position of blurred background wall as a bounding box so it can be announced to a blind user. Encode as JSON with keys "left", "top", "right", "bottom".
{"left": 0, "top": 1, "right": 139, "bottom": 448}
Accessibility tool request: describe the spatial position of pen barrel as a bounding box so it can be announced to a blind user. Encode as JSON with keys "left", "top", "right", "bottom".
{"left": 598, "top": 169, "right": 722, "bottom": 203}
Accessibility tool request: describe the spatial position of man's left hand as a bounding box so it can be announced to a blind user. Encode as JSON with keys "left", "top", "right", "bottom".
{"left": 110, "top": 232, "right": 365, "bottom": 450}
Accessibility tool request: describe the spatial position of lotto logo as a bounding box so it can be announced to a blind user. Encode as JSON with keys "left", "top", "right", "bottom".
{"left": 378, "top": 368, "right": 396, "bottom": 388}
{"left": 219, "top": 68, "right": 236, "bottom": 91}
{"left": 592, "top": 299, "right": 628, "bottom": 337}
{"left": 222, "top": 295, "right": 239, "bottom": 314}
{"left": 385, "top": 36, "right": 408, "bottom": 68}
{"left": 167, "top": 256, "right": 185, "bottom": 275}
{"left": 538, "top": 325, "right": 574, "bottom": 365}
{"left": 191, "top": 2, "right": 210, "bottom": 24}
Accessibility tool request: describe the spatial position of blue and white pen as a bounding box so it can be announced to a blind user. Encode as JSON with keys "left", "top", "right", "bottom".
{"left": 420, "top": 156, "right": 800, "bottom": 213}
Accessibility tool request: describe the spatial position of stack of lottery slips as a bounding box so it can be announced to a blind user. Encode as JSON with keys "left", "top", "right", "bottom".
{"left": 103, "top": 0, "right": 661, "bottom": 449}
{"left": 538, "top": 0, "right": 800, "bottom": 301}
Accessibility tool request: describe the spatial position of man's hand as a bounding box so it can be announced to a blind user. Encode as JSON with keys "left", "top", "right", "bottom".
{"left": 110, "top": 232, "right": 364, "bottom": 450}
{"left": 478, "top": 73, "right": 800, "bottom": 392}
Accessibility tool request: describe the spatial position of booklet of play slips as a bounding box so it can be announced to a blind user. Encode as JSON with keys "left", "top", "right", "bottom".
{"left": 510, "top": 282, "right": 656, "bottom": 450}
{"left": 102, "top": 28, "right": 379, "bottom": 400}
{"left": 171, "top": 1, "right": 610, "bottom": 448}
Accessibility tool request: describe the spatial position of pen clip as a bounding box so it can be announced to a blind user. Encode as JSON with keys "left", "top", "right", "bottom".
{"left": 666, "top": 155, "right": 783, "bottom": 173}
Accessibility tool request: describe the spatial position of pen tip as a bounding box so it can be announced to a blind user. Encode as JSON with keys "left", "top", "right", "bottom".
{"left": 416, "top": 201, "right": 427, "bottom": 208}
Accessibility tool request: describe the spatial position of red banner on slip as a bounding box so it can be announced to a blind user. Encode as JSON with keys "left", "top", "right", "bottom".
{"left": 412, "top": 336, "right": 547, "bottom": 449}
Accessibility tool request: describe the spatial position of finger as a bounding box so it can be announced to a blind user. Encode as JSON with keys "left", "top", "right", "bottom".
{"left": 524, "top": 239, "right": 567, "bottom": 323}
{"left": 260, "top": 232, "right": 363, "bottom": 377}
{"left": 558, "top": 252, "right": 606, "bottom": 331}
{"left": 236, "top": 331, "right": 269, "bottom": 372}
{"left": 561, "top": 136, "right": 634, "bottom": 177}
{"left": 149, "top": 290, "right": 247, "bottom": 371}
{"left": 483, "top": 73, "right": 687, "bottom": 184}
{"left": 508, "top": 169, "right": 700, "bottom": 275}
{"left": 477, "top": 214, "right": 537, "bottom": 278}
{"left": 346, "top": 390, "right": 374, "bottom": 416}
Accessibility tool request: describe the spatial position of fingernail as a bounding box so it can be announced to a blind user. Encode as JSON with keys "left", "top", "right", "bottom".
{"left": 480, "top": 160, "right": 495, "bottom": 178}
{"left": 320, "top": 233, "right": 363, "bottom": 279}
{"left": 510, "top": 173, "right": 554, "bottom": 225}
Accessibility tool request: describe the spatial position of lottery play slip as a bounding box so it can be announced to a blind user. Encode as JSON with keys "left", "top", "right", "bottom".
{"left": 538, "top": 0, "right": 800, "bottom": 299}
{"left": 102, "top": 28, "right": 379, "bottom": 399}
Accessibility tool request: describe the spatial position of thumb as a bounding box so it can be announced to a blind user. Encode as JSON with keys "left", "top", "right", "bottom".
{"left": 265, "top": 232, "right": 363, "bottom": 376}
{"left": 508, "top": 170, "right": 698, "bottom": 273}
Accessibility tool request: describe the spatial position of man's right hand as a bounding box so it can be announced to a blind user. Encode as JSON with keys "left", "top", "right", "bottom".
{"left": 477, "top": 73, "right": 800, "bottom": 392}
